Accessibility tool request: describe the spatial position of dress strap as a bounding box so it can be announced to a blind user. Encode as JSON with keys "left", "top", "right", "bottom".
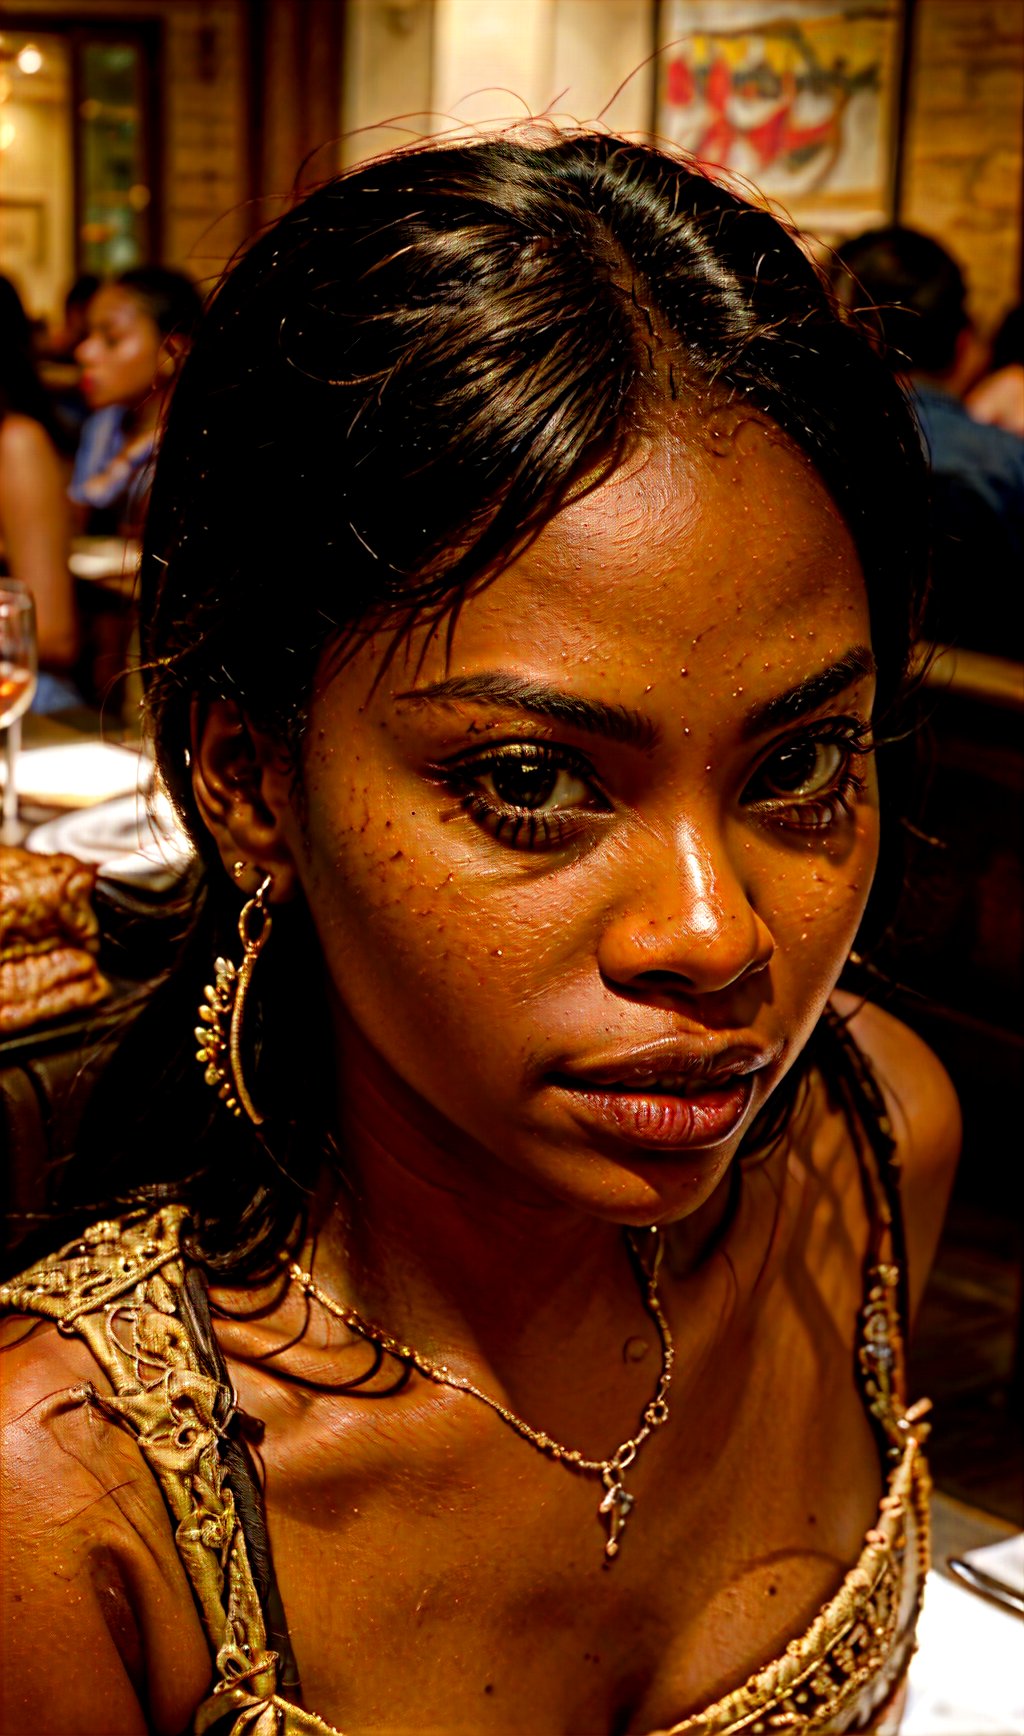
{"left": 816, "top": 1005, "right": 919, "bottom": 1457}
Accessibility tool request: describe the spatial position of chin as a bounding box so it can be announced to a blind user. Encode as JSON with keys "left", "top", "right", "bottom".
{"left": 523, "top": 1135, "right": 743, "bottom": 1229}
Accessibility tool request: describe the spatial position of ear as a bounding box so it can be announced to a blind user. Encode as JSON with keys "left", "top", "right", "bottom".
{"left": 191, "top": 698, "right": 301, "bottom": 901}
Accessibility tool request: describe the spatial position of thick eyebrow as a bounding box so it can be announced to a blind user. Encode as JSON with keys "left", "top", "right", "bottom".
{"left": 741, "top": 646, "right": 876, "bottom": 739}
{"left": 396, "top": 647, "right": 875, "bottom": 749}
{"left": 394, "top": 674, "right": 660, "bottom": 749}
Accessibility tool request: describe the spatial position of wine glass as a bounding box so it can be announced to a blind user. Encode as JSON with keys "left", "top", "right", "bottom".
{"left": 0, "top": 584, "right": 38, "bottom": 842}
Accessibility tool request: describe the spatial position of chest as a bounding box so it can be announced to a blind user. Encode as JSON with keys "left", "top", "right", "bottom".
{"left": 242, "top": 1289, "right": 884, "bottom": 1735}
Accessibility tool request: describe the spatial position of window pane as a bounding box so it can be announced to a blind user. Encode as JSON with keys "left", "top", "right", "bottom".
{"left": 79, "top": 40, "right": 150, "bottom": 274}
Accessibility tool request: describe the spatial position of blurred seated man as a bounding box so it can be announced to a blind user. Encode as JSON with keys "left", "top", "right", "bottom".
{"left": 831, "top": 227, "right": 1024, "bottom": 656}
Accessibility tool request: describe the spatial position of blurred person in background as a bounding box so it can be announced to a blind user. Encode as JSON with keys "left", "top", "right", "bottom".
{"left": 965, "top": 302, "right": 1024, "bottom": 436}
{"left": 41, "top": 272, "right": 101, "bottom": 366}
{"left": 0, "top": 275, "right": 80, "bottom": 709}
{"left": 36, "top": 273, "right": 102, "bottom": 451}
{"left": 70, "top": 267, "right": 202, "bottom": 537}
{"left": 831, "top": 227, "right": 1024, "bottom": 654}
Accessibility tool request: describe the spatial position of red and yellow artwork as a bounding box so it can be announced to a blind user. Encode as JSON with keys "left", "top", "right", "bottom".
{"left": 656, "top": 1, "right": 905, "bottom": 237}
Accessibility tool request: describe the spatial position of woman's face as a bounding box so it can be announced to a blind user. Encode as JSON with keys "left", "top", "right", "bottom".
{"left": 75, "top": 284, "right": 165, "bottom": 410}
{"left": 277, "top": 420, "right": 879, "bottom": 1227}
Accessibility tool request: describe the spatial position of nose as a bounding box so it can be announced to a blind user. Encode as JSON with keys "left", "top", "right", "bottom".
{"left": 596, "top": 818, "right": 775, "bottom": 999}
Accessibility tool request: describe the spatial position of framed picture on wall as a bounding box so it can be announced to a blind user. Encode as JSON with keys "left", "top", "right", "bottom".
{"left": 0, "top": 199, "right": 47, "bottom": 271}
{"left": 654, "top": 0, "right": 906, "bottom": 241}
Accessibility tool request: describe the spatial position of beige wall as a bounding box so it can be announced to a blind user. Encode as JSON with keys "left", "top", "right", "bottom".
{"left": 341, "top": 0, "right": 654, "bottom": 162}
{"left": 433, "top": 0, "right": 555, "bottom": 123}
{"left": 550, "top": 0, "right": 654, "bottom": 132}
{"left": 4, "top": 0, "right": 250, "bottom": 303}
{"left": 0, "top": 38, "right": 74, "bottom": 323}
{"left": 341, "top": 0, "right": 436, "bottom": 166}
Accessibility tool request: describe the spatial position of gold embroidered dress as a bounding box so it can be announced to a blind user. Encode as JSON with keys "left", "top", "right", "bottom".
{"left": 1, "top": 1193, "right": 930, "bottom": 1736}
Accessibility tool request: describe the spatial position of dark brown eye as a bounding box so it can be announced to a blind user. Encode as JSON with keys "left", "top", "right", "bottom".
{"left": 486, "top": 758, "right": 561, "bottom": 809}
{"left": 759, "top": 740, "right": 844, "bottom": 798}
{"left": 468, "top": 744, "right": 597, "bottom": 818}
{"left": 444, "top": 741, "right": 609, "bottom": 852}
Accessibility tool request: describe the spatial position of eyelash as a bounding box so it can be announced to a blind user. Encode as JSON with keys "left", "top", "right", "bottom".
{"left": 438, "top": 719, "right": 873, "bottom": 853}
{"left": 744, "top": 718, "right": 874, "bottom": 833}
{"left": 440, "top": 741, "right": 609, "bottom": 852}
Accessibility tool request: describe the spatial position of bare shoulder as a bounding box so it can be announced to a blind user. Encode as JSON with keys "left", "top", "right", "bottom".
{"left": 0, "top": 1314, "right": 210, "bottom": 1732}
{"left": 829, "top": 991, "right": 961, "bottom": 1317}
{"left": 0, "top": 410, "right": 53, "bottom": 467}
{"left": 0, "top": 1308, "right": 161, "bottom": 1569}
{"left": 830, "top": 991, "right": 962, "bottom": 1164}
{"left": 0, "top": 411, "right": 64, "bottom": 512}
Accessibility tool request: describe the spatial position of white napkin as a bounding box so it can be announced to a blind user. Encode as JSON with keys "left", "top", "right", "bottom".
{"left": 958, "top": 1533, "right": 1024, "bottom": 1597}
{"left": 902, "top": 1568, "right": 1024, "bottom": 1734}
{"left": 68, "top": 537, "right": 140, "bottom": 581}
{"left": 2, "top": 740, "right": 147, "bottom": 808}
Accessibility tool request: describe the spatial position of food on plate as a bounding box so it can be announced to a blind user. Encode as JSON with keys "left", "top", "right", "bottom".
{"left": 0, "top": 845, "right": 110, "bottom": 1033}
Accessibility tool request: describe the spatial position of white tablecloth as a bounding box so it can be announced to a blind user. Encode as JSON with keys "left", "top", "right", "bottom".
{"left": 903, "top": 1569, "right": 1023, "bottom": 1734}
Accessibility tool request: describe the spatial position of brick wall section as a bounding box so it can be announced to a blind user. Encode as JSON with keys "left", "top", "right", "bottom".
{"left": 11, "top": 0, "right": 250, "bottom": 291}
{"left": 901, "top": 0, "right": 1024, "bottom": 336}
{"left": 159, "top": 0, "right": 249, "bottom": 288}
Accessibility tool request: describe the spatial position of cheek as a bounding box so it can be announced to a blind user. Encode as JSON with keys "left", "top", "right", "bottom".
{"left": 113, "top": 336, "right": 158, "bottom": 392}
{"left": 299, "top": 774, "right": 566, "bottom": 1044}
{"left": 755, "top": 806, "right": 880, "bottom": 965}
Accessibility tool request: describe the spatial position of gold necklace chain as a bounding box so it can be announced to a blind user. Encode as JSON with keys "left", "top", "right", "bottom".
{"left": 289, "top": 1227, "right": 673, "bottom": 1563}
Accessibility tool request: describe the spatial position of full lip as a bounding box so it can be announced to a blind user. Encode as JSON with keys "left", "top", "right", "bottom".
{"left": 540, "top": 1037, "right": 784, "bottom": 1153}
{"left": 546, "top": 1036, "right": 784, "bottom": 1095}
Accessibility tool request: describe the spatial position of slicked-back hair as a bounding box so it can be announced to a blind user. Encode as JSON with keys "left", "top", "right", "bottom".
{"left": 145, "top": 134, "right": 925, "bottom": 819}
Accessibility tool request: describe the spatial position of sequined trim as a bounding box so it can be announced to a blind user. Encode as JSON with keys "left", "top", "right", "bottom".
{"left": 653, "top": 1439, "right": 930, "bottom": 1733}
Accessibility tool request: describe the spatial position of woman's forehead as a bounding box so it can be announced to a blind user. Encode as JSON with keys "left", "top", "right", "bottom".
{"left": 437, "top": 433, "right": 859, "bottom": 664}
{"left": 323, "top": 429, "right": 871, "bottom": 735}
{"left": 90, "top": 284, "right": 147, "bottom": 329}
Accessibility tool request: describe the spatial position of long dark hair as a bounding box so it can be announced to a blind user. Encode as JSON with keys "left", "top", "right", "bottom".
{"left": 0, "top": 273, "right": 63, "bottom": 442}
{"left": 63, "top": 131, "right": 929, "bottom": 1281}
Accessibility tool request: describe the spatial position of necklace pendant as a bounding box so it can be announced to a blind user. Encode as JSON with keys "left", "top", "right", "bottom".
{"left": 294, "top": 1227, "right": 672, "bottom": 1575}
{"left": 599, "top": 1468, "right": 635, "bottom": 1561}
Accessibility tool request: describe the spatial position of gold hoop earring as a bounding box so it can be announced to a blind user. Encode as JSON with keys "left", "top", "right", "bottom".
{"left": 195, "top": 874, "right": 273, "bottom": 1125}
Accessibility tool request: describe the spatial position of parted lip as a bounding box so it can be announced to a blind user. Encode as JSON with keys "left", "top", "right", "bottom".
{"left": 548, "top": 1038, "right": 783, "bottom": 1093}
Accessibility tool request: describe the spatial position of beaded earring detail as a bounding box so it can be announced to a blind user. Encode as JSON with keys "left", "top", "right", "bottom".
{"left": 195, "top": 873, "right": 273, "bottom": 1125}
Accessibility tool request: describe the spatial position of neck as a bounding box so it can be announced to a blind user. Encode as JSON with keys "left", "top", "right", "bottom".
{"left": 315, "top": 1089, "right": 630, "bottom": 1361}
{"left": 303, "top": 1016, "right": 735, "bottom": 1369}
